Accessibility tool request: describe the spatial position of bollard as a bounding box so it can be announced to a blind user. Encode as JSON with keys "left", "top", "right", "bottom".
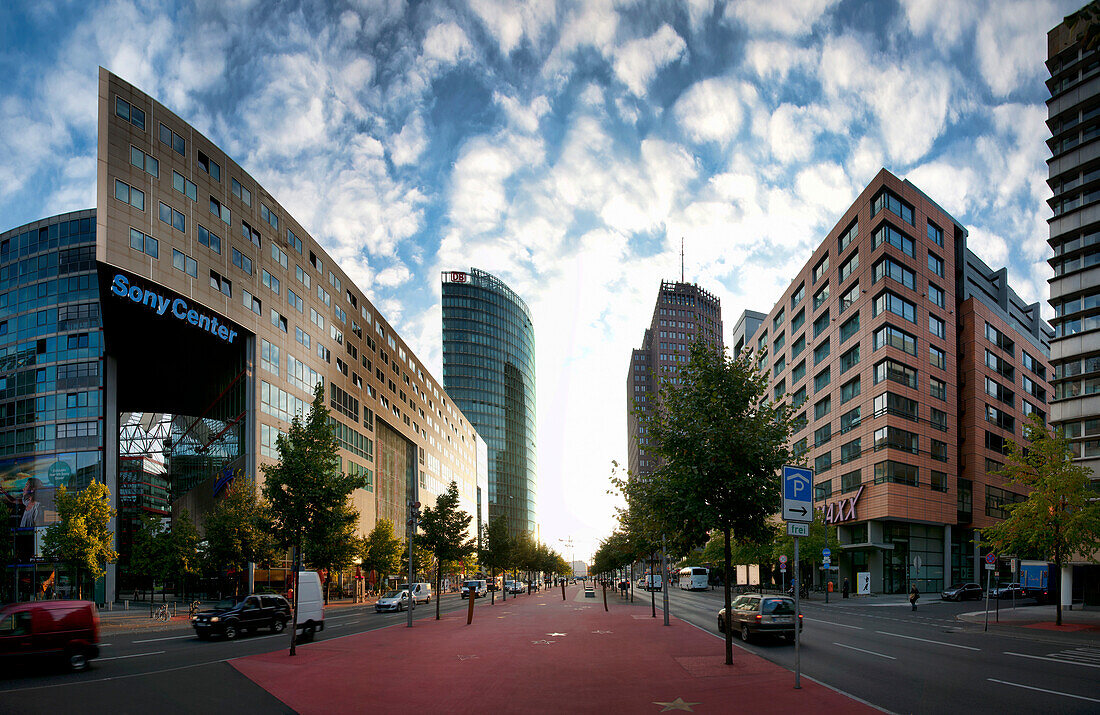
{"left": 602, "top": 582, "right": 608, "bottom": 612}
{"left": 561, "top": 580, "right": 566, "bottom": 601}
{"left": 466, "top": 589, "right": 476, "bottom": 625}
{"left": 124, "top": 599, "right": 129, "bottom": 611}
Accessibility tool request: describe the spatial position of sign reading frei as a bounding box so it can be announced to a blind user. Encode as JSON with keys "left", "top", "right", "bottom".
{"left": 824, "top": 485, "right": 864, "bottom": 524}
{"left": 111, "top": 274, "right": 238, "bottom": 344}
{"left": 787, "top": 522, "right": 809, "bottom": 537}
{"left": 781, "top": 465, "right": 813, "bottom": 522}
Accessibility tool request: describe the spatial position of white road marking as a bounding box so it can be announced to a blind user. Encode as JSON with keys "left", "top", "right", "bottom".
{"left": 833, "top": 642, "right": 895, "bottom": 660}
{"left": 988, "top": 678, "right": 1100, "bottom": 703}
{"left": 132, "top": 634, "right": 193, "bottom": 644}
{"left": 1005, "top": 651, "right": 1100, "bottom": 668}
{"left": 805, "top": 618, "right": 862, "bottom": 630}
{"left": 874, "top": 631, "right": 980, "bottom": 651}
{"left": 97, "top": 650, "right": 166, "bottom": 661}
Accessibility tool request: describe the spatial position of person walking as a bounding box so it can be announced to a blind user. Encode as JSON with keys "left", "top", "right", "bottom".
{"left": 842, "top": 577, "right": 850, "bottom": 599}
{"left": 909, "top": 583, "right": 919, "bottom": 611}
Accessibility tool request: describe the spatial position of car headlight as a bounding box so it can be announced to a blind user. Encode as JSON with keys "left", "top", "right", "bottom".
{"left": 210, "top": 617, "right": 220, "bottom": 623}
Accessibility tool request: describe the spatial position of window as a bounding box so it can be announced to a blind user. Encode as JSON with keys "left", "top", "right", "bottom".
{"left": 773, "top": 308, "right": 785, "bottom": 331}
{"left": 815, "top": 451, "right": 832, "bottom": 473}
{"left": 295, "top": 327, "right": 311, "bottom": 349}
{"left": 1022, "top": 351, "right": 1046, "bottom": 379}
{"left": 310, "top": 251, "right": 323, "bottom": 274}
{"left": 930, "top": 377, "right": 947, "bottom": 401}
{"left": 984, "top": 431, "right": 1009, "bottom": 455}
{"left": 929, "top": 345, "right": 946, "bottom": 370}
{"left": 261, "top": 203, "right": 279, "bottom": 230}
{"left": 928, "top": 283, "right": 945, "bottom": 308}
{"left": 930, "top": 439, "right": 948, "bottom": 462}
{"left": 927, "top": 252, "right": 944, "bottom": 277}
{"left": 927, "top": 221, "right": 943, "bottom": 247}
{"left": 287, "top": 228, "right": 303, "bottom": 254}
{"left": 840, "top": 406, "right": 861, "bottom": 433}
{"left": 774, "top": 379, "right": 786, "bottom": 402}
{"left": 231, "top": 178, "right": 252, "bottom": 207}
{"left": 791, "top": 334, "right": 806, "bottom": 359}
{"left": 813, "top": 309, "right": 830, "bottom": 339}
{"left": 317, "top": 343, "right": 331, "bottom": 363}
{"left": 172, "top": 171, "right": 197, "bottom": 201}
{"left": 791, "top": 283, "right": 805, "bottom": 308}
{"left": 872, "top": 222, "right": 915, "bottom": 257}
{"left": 296, "top": 265, "right": 311, "bottom": 289}
{"left": 985, "top": 457, "right": 1004, "bottom": 474}
{"left": 873, "top": 358, "right": 916, "bottom": 388}
{"left": 985, "top": 485, "right": 1024, "bottom": 519}
{"left": 288, "top": 288, "right": 304, "bottom": 313}
{"left": 209, "top": 196, "right": 231, "bottom": 225}
{"left": 114, "top": 179, "right": 145, "bottom": 210}
{"left": 209, "top": 270, "right": 231, "bottom": 297}
{"left": 813, "top": 255, "right": 829, "bottom": 283}
{"left": 1022, "top": 401, "right": 1045, "bottom": 420}
{"left": 815, "top": 395, "right": 832, "bottom": 420}
{"left": 838, "top": 220, "right": 858, "bottom": 253}
{"left": 874, "top": 392, "right": 918, "bottom": 421}
{"left": 328, "top": 271, "right": 342, "bottom": 293}
{"left": 773, "top": 332, "right": 785, "bottom": 353}
{"left": 840, "top": 437, "right": 861, "bottom": 464}
{"left": 839, "top": 252, "right": 859, "bottom": 282}
{"left": 262, "top": 269, "right": 280, "bottom": 295}
{"left": 840, "top": 344, "right": 860, "bottom": 373}
{"left": 930, "top": 407, "right": 947, "bottom": 431}
{"left": 791, "top": 308, "right": 805, "bottom": 331}
{"left": 872, "top": 256, "right": 915, "bottom": 289}
{"left": 792, "top": 386, "right": 807, "bottom": 408}
{"left": 242, "top": 220, "right": 261, "bottom": 246}
{"left": 260, "top": 339, "right": 280, "bottom": 376}
{"left": 159, "top": 202, "right": 185, "bottom": 232}
{"left": 114, "top": 96, "right": 146, "bottom": 130}
{"left": 773, "top": 354, "right": 786, "bottom": 377}
{"left": 986, "top": 404, "right": 1015, "bottom": 431}
{"left": 1022, "top": 375, "right": 1046, "bottom": 402}
{"left": 840, "top": 313, "right": 860, "bottom": 342}
{"left": 317, "top": 285, "right": 331, "bottom": 306}
{"left": 871, "top": 189, "right": 914, "bottom": 225}
{"left": 928, "top": 314, "right": 946, "bottom": 339}
{"left": 271, "top": 243, "right": 289, "bottom": 269}
{"left": 839, "top": 282, "right": 859, "bottom": 313}
{"left": 792, "top": 412, "right": 807, "bottom": 433}
{"left": 197, "top": 150, "right": 221, "bottom": 181}
{"left": 271, "top": 308, "right": 288, "bottom": 333}
{"left": 840, "top": 469, "right": 861, "bottom": 493}
{"left": 874, "top": 460, "right": 918, "bottom": 486}
{"left": 197, "top": 224, "right": 221, "bottom": 254}
{"left": 242, "top": 289, "right": 261, "bottom": 315}
{"left": 814, "top": 338, "right": 830, "bottom": 366}
{"left": 793, "top": 437, "right": 807, "bottom": 456}
{"left": 129, "top": 145, "right": 158, "bottom": 177}
{"left": 930, "top": 470, "right": 947, "bottom": 492}
{"left": 814, "top": 423, "right": 832, "bottom": 447}
{"left": 814, "top": 479, "right": 832, "bottom": 502}
{"left": 985, "top": 323, "right": 1015, "bottom": 356}
{"left": 840, "top": 376, "right": 861, "bottom": 404}
{"left": 873, "top": 290, "right": 916, "bottom": 323}
{"left": 311, "top": 308, "right": 324, "bottom": 330}
{"left": 128, "top": 227, "right": 158, "bottom": 258}
{"left": 791, "top": 359, "right": 806, "bottom": 383}
{"left": 814, "top": 284, "right": 830, "bottom": 312}
{"left": 985, "top": 350, "right": 1014, "bottom": 380}
{"left": 874, "top": 324, "right": 917, "bottom": 355}
{"left": 231, "top": 248, "right": 253, "bottom": 275}
{"left": 159, "top": 122, "right": 185, "bottom": 155}
{"left": 172, "top": 249, "right": 197, "bottom": 278}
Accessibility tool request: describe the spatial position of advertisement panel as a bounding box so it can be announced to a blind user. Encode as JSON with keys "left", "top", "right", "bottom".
{"left": 0, "top": 452, "right": 102, "bottom": 542}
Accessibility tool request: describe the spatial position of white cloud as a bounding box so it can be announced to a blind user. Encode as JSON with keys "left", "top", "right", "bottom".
{"left": 725, "top": 0, "right": 841, "bottom": 37}
{"left": 966, "top": 225, "right": 1010, "bottom": 267}
{"left": 742, "top": 41, "right": 817, "bottom": 82}
{"left": 423, "top": 21, "right": 473, "bottom": 63}
{"left": 468, "top": 0, "right": 558, "bottom": 56}
{"left": 390, "top": 114, "right": 428, "bottom": 166}
{"left": 976, "top": 0, "right": 1059, "bottom": 97}
{"left": 897, "top": 0, "right": 975, "bottom": 50}
{"left": 906, "top": 161, "right": 979, "bottom": 218}
{"left": 612, "top": 24, "right": 686, "bottom": 96}
{"left": 674, "top": 78, "right": 747, "bottom": 145}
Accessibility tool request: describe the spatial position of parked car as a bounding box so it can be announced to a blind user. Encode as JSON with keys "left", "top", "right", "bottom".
{"left": 399, "top": 582, "right": 432, "bottom": 604}
{"left": 461, "top": 580, "right": 488, "bottom": 599}
{"left": 941, "top": 583, "right": 984, "bottom": 601}
{"left": 192, "top": 594, "right": 291, "bottom": 640}
{"left": 991, "top": 583, "right": 1024, "bottom": 599}
{"left": 718, "top": 594, "right": 803, "bottom": 643}
{"left": 505, "top": 580, "right": 524, "bottom": 594}
{"left": 0, "top": 600, "right": 100, "bottom": 671}
{"left": 375, "top": 589, "right": 413, "bottom": 612}
{"left": 295, "top": 571, "right": 325, "bottom": 635}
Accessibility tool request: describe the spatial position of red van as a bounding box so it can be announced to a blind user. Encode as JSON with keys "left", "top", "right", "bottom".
{"left": 0, "top": 601, "right": 100, "bottom": 671}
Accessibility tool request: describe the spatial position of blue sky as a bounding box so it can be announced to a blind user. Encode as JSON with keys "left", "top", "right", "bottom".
{"left": 0, "top": 0, "right": 1079, "bottom": 560}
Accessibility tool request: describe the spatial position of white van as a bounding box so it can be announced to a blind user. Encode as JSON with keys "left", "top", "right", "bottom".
{"left": 400, "top": 582, "right": 433, "bottom": 604}
{"left": 295, "top": 571, "right": 325, "bottom": 635}
{"left": 643, "top": 574, "right": 663, "bottom": 592}
{"left": 461, "top": 580, "right": 488, "bottom": 599}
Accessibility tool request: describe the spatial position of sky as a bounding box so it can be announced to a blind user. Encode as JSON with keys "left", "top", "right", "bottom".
{"left": 0, "top": 0, "right": 1080, "bottom": 562}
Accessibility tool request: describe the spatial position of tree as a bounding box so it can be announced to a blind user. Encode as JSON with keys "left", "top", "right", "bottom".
{"left": 130, "top": 514, "right": 170, "bottom": 601}
{"left": 634, "top": 341, "right": 793, "bottom": 665}
{"left": 480, "top": 515, "right": 512, "bottom": 603}
{"left": 419, "top": 480, "right": 476, "bottom": 619}
{"left": 360, "top": 519, "right": 403, "bottom": 593}
{"left": 262, "top": 383, "right": 365, "bottom": 653}
{"left": 982, "top": 414, "right": 1100, "bottom": 625}
{"left": 772, "top": 510, "right": 839, "bottom": 588}
{"left": 42, "top": 479, "right": 117, "bottom": 600}
{"left": 402, "top": 537, "right": 434, "bottom": 582}
{"left": 203, "top": 477, "right": 275, "bottom": 599}
{"left": 169, "top": 510, "right": 201, "bottom": 600}
{"left": 303, "top": 496, "right": 360, "bottom": 603}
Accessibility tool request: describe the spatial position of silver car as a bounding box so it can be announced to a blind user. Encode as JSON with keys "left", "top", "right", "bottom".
{"left": 374, "top": 589, "right": 413, "bottom": 612}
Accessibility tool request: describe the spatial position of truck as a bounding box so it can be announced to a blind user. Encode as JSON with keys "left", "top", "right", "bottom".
{"left": 1019, "top": 561, "right": 1057, "bottom": 603}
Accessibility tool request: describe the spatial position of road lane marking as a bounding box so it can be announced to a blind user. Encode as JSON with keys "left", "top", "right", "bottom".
{"left": 133, "top": 634, "right": 193, "bottom": 644}
{"left": 833, "top": 642, "right": 895, "bottom": 660}
{"left": 805, "top": 619, "right": 862, "bottom": 630}
{"left": 97, "top": 650, "right": 166, "bottom": 661}
{"left": 874, "top": 631, "right": 980, "bottom": 651}
{"left": 988, "top": 678, "right": 1100, "bottom": 703}
{"left": 1005, "top": 651, "right": 1100, "bottom": 668}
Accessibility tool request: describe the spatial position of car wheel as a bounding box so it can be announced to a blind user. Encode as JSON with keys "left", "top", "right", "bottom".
{"left": 67, "top": 648, "right": 88, "bottom": 672}
{"left": 740, "top": 624, "right": 752, "bottom": 643}
{"left": 304, "top": 624, "right": 316, "bottom": 636}
{"left": 272, "top": 619, "right": 285, "bottom": 633}
{"left": 224, "top": 625, "right": 238, "bottom": 640}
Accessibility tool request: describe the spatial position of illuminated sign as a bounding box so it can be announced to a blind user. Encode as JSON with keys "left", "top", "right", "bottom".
{"left": 110, "top": 274, "right": 238, "bottom": 344}
{"left": 824, "top": 485, "right": 863, "bottom": 524}
{"left": 444, "top": 271, "right": 467, "bottom": 283}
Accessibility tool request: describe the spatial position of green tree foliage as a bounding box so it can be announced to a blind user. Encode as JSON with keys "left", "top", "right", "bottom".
{"left": 203, "top": 477, "right": 275, "bottom": 598}
{"left": 626, "top": 341, "right": 793, "bottom": 664}
{"left": 983, "top": 414, "right": 1100, "bottom": 625}
{"left": 42, "top": 479, "right": 117, "bottom": 599}
{"left": 262, "top": 383, "right": 366, "bottom": 604}
{"left": 772, "top": 510, "right": 839, "bottom": 578}
{"left": 402, "top": 537, "right": 434, "bottom": 580}
{"left": 419, "top": 480, "right": 475, "bottom": 619}
{"left": 479, "top": 515, "right": 512, "bottom": 603}
{"left": 130, "top": 510, "right": 201, "bottom": 601}
{"left": 360, "top": 518, "right": 403, "bottom": 592}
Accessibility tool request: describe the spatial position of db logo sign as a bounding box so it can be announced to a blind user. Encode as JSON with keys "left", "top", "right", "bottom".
{"left": 450, "top": 272, "right": 467, "bottom": 283}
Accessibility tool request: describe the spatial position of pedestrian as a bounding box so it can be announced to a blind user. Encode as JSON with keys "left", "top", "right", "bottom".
{"left": 842, "top": 577, "right": 850, "bottom": 599}
{"left": 909, "top": 583, "right": 919, "bottom": 611}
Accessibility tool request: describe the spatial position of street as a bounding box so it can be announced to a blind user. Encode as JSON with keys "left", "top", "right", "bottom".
{"left": 660, "top": 587, "right": 1100, "bottom": 714}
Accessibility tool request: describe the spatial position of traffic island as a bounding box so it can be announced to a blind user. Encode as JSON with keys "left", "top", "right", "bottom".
{"left": 230, "top": 587, "right": 877, "bottom": 713}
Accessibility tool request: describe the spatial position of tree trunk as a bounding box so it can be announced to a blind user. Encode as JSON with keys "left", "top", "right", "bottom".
{"left": 724, "top": 526, "right": 733, "bottom": 666}
{"left": 436, "top": 562, "right": 442, "bottom": 620}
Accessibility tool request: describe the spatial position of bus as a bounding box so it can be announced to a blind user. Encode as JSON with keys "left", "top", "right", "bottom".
{"left": 678, "top": 567, "right": 709, "bottom": 591}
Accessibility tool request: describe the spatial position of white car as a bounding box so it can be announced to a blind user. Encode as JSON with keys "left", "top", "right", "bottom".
{"left": 461, "top": 580, "right": 488, "bottom": 599}
{"left": 375, "top": 589, "right": 413, "bottom": 612}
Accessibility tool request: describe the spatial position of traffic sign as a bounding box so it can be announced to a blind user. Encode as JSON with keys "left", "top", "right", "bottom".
{"left": 780, "top": 563, "right": 786, "bottom": 572}
{"left": 822, "top": 548, "right": 831, "bottom": 557}
{"left": 779, "top": 555, "right": 788, "bottom": 564}
{"left": 985, "top": 553, "right": 997, "bottom": 565}
{"left": 786, "top": 522, "right": 809, "bottom": 537}
{"left": 823, "top": 557, "right": 831, "bottom": 566}
{"left": 781, "top": 465, "right": 813, "bottom": 522}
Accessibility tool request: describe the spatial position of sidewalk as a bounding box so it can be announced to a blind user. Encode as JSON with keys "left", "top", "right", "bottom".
{"left": 957, "top": 603, "right": 1100, "bottom": 633}
{"left": 230, "top": 585, "right": 880, "bottom": 714}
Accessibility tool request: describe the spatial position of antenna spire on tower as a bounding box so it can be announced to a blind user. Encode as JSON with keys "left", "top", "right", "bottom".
{"left": 681, "top": 237, "right": 685, "bottom": 283}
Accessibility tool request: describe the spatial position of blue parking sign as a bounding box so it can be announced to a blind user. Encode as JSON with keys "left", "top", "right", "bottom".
{"left": 782, "top": 465, "right": 813, "bottom": 522}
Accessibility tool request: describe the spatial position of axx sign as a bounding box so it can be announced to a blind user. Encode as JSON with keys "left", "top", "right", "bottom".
{"left": 824, "top": 485, "right": 863, "bottom": 524}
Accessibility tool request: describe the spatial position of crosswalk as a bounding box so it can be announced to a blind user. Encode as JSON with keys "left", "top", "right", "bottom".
{"left": 1049, "top": 647, "right": 1100, "bottom": 666}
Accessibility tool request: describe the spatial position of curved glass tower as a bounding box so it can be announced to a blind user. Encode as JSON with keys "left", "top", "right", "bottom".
{"left": 442, "top": 269, "right": 536, "bottom": 538}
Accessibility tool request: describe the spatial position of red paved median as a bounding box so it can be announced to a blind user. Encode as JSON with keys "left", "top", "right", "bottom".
{"left": 231, "top": 587, "right": 878, "bottom": 714}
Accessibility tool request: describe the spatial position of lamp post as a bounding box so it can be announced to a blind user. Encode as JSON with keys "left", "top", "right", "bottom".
{"left": 406, "top": 500, "right": 420, "bottom": 628}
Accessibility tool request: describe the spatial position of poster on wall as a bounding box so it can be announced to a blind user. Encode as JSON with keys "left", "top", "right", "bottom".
{"left": 857, "top": 571, "right": 871, "bottom": 595}
{"left": 0, "top": 452, "right": 102, "bottom": 532}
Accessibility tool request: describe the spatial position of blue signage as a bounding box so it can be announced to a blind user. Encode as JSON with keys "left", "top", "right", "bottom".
{"left": 781, "top": 465, "right": 813, "bottom": 523}
{"left": 111, "top": 274, "right": 238, "bottom": 344}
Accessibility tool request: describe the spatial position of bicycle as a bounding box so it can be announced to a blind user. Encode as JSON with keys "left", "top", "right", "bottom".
{"left": 153, "top": 603, "right": 170, "bottom": 621}
{"left": 188, "top": 600, "right": 202, "bottom": 618}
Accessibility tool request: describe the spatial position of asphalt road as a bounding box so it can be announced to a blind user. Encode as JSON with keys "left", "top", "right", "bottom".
{"left": 0, "top": 591, "right": 492, "bottom": 714}
{"left": 658, "top": 586, "right": 1100, "bottom": 714}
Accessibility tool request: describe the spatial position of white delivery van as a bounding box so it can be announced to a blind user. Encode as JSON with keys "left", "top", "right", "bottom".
{"left": 400, "top": 582, "right": 433, "bottom": 604}
{"left": 295, "top": 571, "right": 325, "bottom": 635}
{"left": 644, "top": 574, "right": 663, "bottom": 592}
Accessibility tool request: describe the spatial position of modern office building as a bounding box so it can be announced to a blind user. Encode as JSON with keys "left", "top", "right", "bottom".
{"left": 731, "top": 309, "right": 766, "bottom": 356}
{"left": 627, "top": 281, "right": 723, "bottom": 478}
{"left": 0, "top": 68, "right": 487, "bottom": 603}
{"left": 1045, "top": 6, "right": 1100, "bottom": 606}
{"left": 441, "top": 268, "right": 536, "bottom": 539}
{"left": 755, "top": 169, "right": 1052, "bottom": 594}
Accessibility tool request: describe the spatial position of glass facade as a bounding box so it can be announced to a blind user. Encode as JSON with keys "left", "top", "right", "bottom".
{"left": 442, "top": 269, "right": 536, "bottom": 538}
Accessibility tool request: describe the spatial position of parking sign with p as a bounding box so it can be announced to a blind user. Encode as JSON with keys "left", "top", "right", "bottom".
{"left": 782, "top": 465, "right": 813, "bottom": 523}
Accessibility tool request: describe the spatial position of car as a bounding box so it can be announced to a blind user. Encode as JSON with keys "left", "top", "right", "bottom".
{"left": 0, "top": 600, "right": 100, "bottom": 671}
{"left": 399, "top": 582, "right": 432, "bottom": 604}
{"left": 192, "top": 594, "right": 291, "bottom": 640}
{"left": 718, "top": 594, "right": 802, "bottom": 643}
{"left": 505, "top": 580, "right": 523, "bottom": 594}
{"left": 941, "top": 583, "right": 984, "bottom": 601}
{"left": 991, "top": 583, "right": 1024, "bottom": 599}
{"left": 461, "top": 580, "right": 488, "bottom": 599}
{"left": 375, "top": 589, "right": 413, "bottom": 612}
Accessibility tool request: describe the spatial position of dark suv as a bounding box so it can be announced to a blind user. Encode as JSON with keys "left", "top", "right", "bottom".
{"left": 192, "top": 595, "right": 291, "bottom": 640}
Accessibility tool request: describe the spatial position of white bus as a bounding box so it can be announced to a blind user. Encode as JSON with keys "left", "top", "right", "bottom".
{"left": 678, "top": 567, "right": 709, "bottom": 591}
